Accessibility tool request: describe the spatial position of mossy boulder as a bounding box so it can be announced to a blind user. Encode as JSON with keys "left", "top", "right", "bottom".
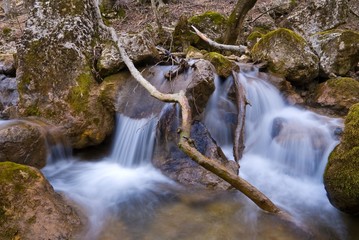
{"left": 313, "top": 77, "right": 359, "bottom": 116}
{"left": 16, "top": 0, "right": 115, "bottom": 148}
{"left": 324, "top": 103, "right": 359, "bottom": 215}
{"left": 251, "top": 28, "right": 319, "bottom": 86}
{"left": 204, "top": 52, "right": 236, "bottom": 78}
{"left": 172, "top": 12, "right": 227, "bottom": 52}
{"left": 280, "top": 0, "right": 348, "bottom": 37}
{"left": 0, "top": 162, "right": 81, "bottom": 239}
{"left": 0, "top": 120, "right": 50, "bottom": 168}
{"left": 310, "top": 30, "right": 359, "bottom": 77}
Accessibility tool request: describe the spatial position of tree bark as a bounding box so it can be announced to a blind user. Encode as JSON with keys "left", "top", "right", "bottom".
{"left": 192, "top": 26, "right": 247, "bottom": 54}
{"left": 223, "top": 0, "right": 258, "bottom": 45}
{"left": 233, "top": 71, "right": 247, "bottom": 162}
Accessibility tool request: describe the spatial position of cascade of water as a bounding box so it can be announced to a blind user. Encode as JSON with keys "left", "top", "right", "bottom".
{"left": 110, "top": 115, "right": 157, "bottom": 167}
{"left": 204, "top": 75, "right": 237, "bottom": 156}
{"left": 204, "top": 66, "right": 345, "bottom": 237}
{"left": 42, "top": 114, "right": 172, "bottom": 239}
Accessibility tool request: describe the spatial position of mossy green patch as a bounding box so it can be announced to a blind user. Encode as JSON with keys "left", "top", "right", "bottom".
{"left": 324, "top": 103, "right": 359, "bottom": 214}
{"left": 0, "top": 162, "right": 39, "bottom": 188}
{"left": 204, "top": 52, "right": 234, "bottom": 78}
{"left": 188, "top": 11, "right": 227, "bottom": 26}
{"left": 68, "top": 69, "right": 94, "bottom": 113}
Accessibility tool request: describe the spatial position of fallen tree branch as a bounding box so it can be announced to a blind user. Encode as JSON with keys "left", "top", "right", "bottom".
{"left": 233, "top": 71, "right": 247, "bottom": 162}
{"left": 93, "top": 2, "right": 308, "bottom": 233}
{"left": 191, "top": 25, "right": 248, "bottom": 54}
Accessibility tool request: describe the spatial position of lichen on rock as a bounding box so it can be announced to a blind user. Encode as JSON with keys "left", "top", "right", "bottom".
{"left": 310, "top": 29, "right": 359, "bottom": 77}
{"left": 324, "top": 103, "right": 359, "bottom": 215}
{"left": 16, "top": 0, "right": 115, "bottom": 148}
{"left": 251, "top": 28, "right": 319, "bottom": 86}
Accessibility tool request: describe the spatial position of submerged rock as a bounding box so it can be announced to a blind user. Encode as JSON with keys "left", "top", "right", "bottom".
{"left": 0, "top": 120, "right": 49, "bottom": 169}
{"left": 310, "top": 29, "right": 359, "bottom": 77}
{"left": 251, "top": 28, "right": 319, "bottom": 86}
{"left": 324, "top": 103, "right": 359, "bottom": 215}
{"left": 0, "top": 162, "right": 81, "bottom": 239}
{"left": 313, "top": 77, "right": 359, "bottom": 116}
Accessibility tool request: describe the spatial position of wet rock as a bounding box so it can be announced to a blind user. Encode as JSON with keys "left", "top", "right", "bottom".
{"left": 280, "top": 0, "right": 348, "bottom": 38}
{"left": 0, "top": 120, "right": 50, "bottom": 169}
{"left": 153, "top": 104, "right": 239, "bottom": 190}
{"left": 324, "top": 103, "right": 359, "bottom": 215}
{"left": 16, "top": 0, "right": 114, "bottom": 148}
{"left": 313, "top": 77, "right": 359, "bottom": 116}
{"left": 97, "top": 31, "right": 160, "bottom": 77}
{"left": 0, "top": 162, "right": 81, "bottom": 239}
{"left": 309, "top": 30, "right": 359, "bottom": 77}
{"left": 112, "top": 59, "right": 215, "bottom": 119}
{"left": 251, "top": 28, "right": 319, "bottom": 86}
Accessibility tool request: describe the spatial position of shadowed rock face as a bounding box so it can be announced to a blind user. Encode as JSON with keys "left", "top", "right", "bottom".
{"left": 0, "top": 162, "right": 81, "bottom": 239}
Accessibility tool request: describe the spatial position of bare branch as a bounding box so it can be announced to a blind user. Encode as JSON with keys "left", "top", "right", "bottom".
{"left": 233, "top": 71, "right": 247, "bottom": 162}
{"left": 191, "top": 26, "right": 248, "bottom": 54}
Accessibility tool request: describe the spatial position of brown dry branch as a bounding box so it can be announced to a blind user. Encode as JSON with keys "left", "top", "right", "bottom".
{"left": 191, "top": 26, "right": 247, "bottom": 54}
{"left": 233, "top": 71, "right": 247, "bottom": 162}
{"left": 93, "top": 1, "right": 308, "bottom": 233}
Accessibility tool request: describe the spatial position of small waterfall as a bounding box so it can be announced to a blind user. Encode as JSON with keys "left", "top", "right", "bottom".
{"left": 110, "top": 115, "right": 157, "bottom": 167}
{"left": 42, "top": 114, "right": 172, "bottom": 239}
{"left": 204, "top": 66, "right": 345, "bottom": 237}
{"left": 204, "top": 75, "right": 237, "bottom": 156}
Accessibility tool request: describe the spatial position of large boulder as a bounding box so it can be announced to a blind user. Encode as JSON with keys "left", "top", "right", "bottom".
{"left": 251, "top": 28, "right": 319, "bottom": 86}
{"left": 310, "top": 30, "right": 359, "bottom": 77}
{"left": 0, "top": 120, "right": 49, "bottom": 169}
{"left": 97, "top": 31, "right": 160, "bottom": 77}
{"left": 0, "top": 162, "right": 81, "bottom": 239}
{"left": 324, "top": 103, "right": 359, "bottom": 215}
{"left": 280, "top": 0, "right": 348, "bottom": 38}
{"left": 16, "top": 0, "right": 114, "bottom": 148}
{"left": 313, "top": 77, "right": 359, "bottom": 116}
{"left": 153, "top": 104, "right": 239, "bottom": 190}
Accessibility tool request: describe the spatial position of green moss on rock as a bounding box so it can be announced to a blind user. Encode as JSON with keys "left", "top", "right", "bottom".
{"left": 68, "top": 70, "right": 94, "bottom": 113}
{"left": 251, "top": 28, "right": 319, "bottom": 85}
{"left": 204, "top": 52, "right": 234, "bottom": 78}
{"left": 324, "top": 103, "right": 359, "bottom": 215}
{"left": 314, "top": 77, "right": 359, "bottom": 115}
{"left": 0, "top": 162, "right": 39, "bottom": 192}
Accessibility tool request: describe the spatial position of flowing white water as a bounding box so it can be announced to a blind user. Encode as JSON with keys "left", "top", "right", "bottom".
{"left": 205, "top": 66, "right": 345, "bottom": 238}
{"left": 42, "top": 115, "right": 172, "bottom": 239}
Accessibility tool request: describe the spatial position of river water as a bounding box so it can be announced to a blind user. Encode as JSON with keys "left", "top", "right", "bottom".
{"left": 39, "top": 66, "right": 359, "bottom": 239}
